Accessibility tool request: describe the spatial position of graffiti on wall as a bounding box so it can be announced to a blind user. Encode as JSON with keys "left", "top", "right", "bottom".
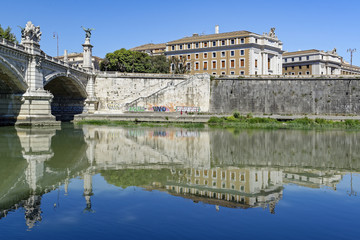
{"left": 107, "top": 102, "right": 122, "bottom": 110}
{"left": 175, "top": 106, "right": 200, "bottom": 112}
{"left": 52, "top": 105, "right": 84, "bottom": 113}
{"left": 128, "top": 106, "right": 147, "bottom": 112}
{"left": 152, "top": 106, "right": 169, "bottom": 112}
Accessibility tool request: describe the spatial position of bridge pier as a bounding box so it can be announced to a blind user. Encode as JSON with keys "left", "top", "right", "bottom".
{"left": 16, "top": 90, "right": 58, "bottom": 126}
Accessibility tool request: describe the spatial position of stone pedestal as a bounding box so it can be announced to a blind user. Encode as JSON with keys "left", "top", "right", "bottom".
{"left": 16, "top": 90, "right": 59, "bottom": 126}
{"left": 82, "top": 38, "right": 93, "bottom": 71}
{"left": 84, "top": 97, "right": 98, "bottom": 114}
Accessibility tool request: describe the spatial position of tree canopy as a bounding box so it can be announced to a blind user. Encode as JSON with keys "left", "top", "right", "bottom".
{"left": 100, "top": 48, "right": 169, "bottom": 73}
{"left": 0, "top": 25, "right": 17, "bottom": 43}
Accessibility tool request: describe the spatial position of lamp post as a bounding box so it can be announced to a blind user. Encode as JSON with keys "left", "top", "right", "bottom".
{"left": 53, "top": 32, "right": 59, "bottom": 57}
{"left": 347, "top": 48, "right": 356, "bottom": 67}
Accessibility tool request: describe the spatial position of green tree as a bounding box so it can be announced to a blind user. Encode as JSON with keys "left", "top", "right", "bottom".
{"left": 170, "top": 55, "right": 191, "bottom": 74}
{"left": 0, "top": 25, "right": 17, "bottom": 43}
{"left": 100, "top": 48, "right": 169, "bottom": 73}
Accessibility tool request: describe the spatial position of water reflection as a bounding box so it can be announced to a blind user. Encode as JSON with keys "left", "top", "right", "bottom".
{"left": 0, "top": 125, "right": 359, "bottom": 229}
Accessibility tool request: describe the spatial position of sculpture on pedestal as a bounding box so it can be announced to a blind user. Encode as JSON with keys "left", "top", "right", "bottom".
{"left": 81, "top": 26, "right": 95, "bottom": 39}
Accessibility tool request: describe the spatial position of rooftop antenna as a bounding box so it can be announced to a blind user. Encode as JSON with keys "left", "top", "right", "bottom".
{"left": 347, "top": 48, "right": 356, "bottom": 67}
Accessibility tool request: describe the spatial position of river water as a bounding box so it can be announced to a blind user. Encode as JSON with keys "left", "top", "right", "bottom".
{"left": 0, "top": 124, "right": 359, "bottom": 239}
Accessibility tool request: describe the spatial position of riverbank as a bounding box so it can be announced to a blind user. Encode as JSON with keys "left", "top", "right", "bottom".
{"left": 74, "top": 113, "right": 360, "bottom": 130}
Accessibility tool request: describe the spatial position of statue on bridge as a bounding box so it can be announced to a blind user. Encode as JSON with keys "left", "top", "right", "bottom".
{"left": 20, "top": 21, "right": 42, "bottom": 43}
{"left": 81, "top": 26, "right": 95, "bottom": 39}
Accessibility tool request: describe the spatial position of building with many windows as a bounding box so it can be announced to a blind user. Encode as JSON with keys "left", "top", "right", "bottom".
{"left": 55, "top": 52, "right": 103, "bottom": 70}
{"left": 130, "top": 43, "right": 166, "bottom": 56}
{"left": 282, "top": 49, "right": 360, "bottom": 75}
{"left": 165, "top": 26, "right": 283, "bottom": 76}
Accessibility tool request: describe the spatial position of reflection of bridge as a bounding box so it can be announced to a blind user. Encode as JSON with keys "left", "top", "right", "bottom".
{"left": 0, "top": 21, "right": 97, "bottom": 125}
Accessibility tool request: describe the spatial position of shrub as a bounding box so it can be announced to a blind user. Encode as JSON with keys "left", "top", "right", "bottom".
{"left": 315, "top": 118, "right": 327, "bottom": 124}
{"left": 247, "top": 117, "right": 276, "bottom": 124}
{"left": 226, "top": 116, "right": 238, "bottom": 122}
{"left": 233, "top": 111, "right": 241, "bottom": 119}
{"left": 208, "top": 116, "right": 224, "bottom": 123}
{"left": 345, "top": 119, "right": 360, "bottom": 126}
{"left": 291, "top": 117, "right": 314, "bottom": 125}
{"left": 246, "top": 113, "right": 253, "bottom": 119}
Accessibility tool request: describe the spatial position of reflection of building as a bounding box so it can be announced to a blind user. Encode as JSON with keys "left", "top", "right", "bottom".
{"left": 283, "top": 168, "right": 342, "bottom": 189}
{"left": 130, "top": 43, "right": 166, "bottom": 56}
{"left": 165, "top": 26, "right": 283, "bottom": 76}
{"left": 165, "top": 167, "right": 283, "bottom": 213}
{"left": 282, "top": 49, "right": 360, "bottom": 75}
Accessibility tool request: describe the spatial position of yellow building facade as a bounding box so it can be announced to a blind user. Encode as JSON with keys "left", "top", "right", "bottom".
{"left": 165, "top": 26, "right": 283, "bottom": 76}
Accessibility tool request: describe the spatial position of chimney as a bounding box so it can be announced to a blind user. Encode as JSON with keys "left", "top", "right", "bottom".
{"left": 215, "top": 25, "right": 219, "bottom": 34}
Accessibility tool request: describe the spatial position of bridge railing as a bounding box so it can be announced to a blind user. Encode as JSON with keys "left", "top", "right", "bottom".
{"left": 0, "top": 37, "right": 25, "bottom": 51}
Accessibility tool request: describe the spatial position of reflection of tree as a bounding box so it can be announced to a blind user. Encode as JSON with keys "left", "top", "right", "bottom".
{"left": 100, "top": 169, "right": 172, "bottom": 188}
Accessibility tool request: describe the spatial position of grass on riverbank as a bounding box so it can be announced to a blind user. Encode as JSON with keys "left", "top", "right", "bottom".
{"left": 208, "top": 113, "right": 360, "bottom": 130}
{"left": 75, "top": 119, "right": 205, "bottom": 128}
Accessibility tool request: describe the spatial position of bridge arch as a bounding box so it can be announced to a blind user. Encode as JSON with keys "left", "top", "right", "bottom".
{"left": 0, "top": 55, "right": 27, "bottom": 94}
{"left": 44, "top": 72, "right": 88, "bottom": 121}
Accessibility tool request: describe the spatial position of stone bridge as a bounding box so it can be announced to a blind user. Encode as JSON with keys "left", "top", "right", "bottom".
{"left": 0, "top": 21, "right": 96, "bottom": 125}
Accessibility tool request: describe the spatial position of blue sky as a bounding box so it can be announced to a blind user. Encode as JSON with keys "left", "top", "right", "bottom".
{"left": 1, "top": 0, "right": 360, "bottom": 65}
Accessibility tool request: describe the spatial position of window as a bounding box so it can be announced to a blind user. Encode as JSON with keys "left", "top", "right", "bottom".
{"left": 255, "top": 173, "right": 258, "bottom": 182}
{"left": 299, "top": 66, "right": 302, "bottom": 69}
{"left": 204, "top": 170, "right": 208, "bottom": 177}
{"left": 231, "top": 172, "right": 235, "bottom": 180}
{"left": 268, "top": 58, "right": 270, "bottom": 69}
{"left": 212, "top": 52, "right": 216, "bottom": 58}
{"left": 240, "top": 71, "right": 245, "bottom": 75}
{"left": 221, "top": 51, "right": 225, "bottom": 57}
{"left": 292, "top": 66, "right": 295, "bottom": 70}
{"left": 291, "top": 72, "right": 295, "bottom": 75}
{"left": 195, "top": 170, "right": 200, "bottom": 177}
{"left": 221, "top": 60, "right": 226, "bottom": 68}
{"left": 203, "top": 61, "right": 208, "bottom": 70}
{"left": 255, "top": 59, "right": 258, "bottom": 68}
{"left": 306, "top": 71, "right": 310, "bottom": 75}
{"left": 179, "top": 45, "right": 183, "bottom": 50}
{"left": 204, "top": 42, "right": 208, "bottom": 48}
{"left": 212, "top": 171, "right": 217, "bottom": 178}
{"left": 292, "top": 58, "right": 295, "bottom": 62}
{"left": 306, "top": 56, "right": 310, "bottom": 60}
{"left": 307, "top": 65, "right": 310, "bottom": 69}
{"left": 241, "top": 174, "right": 245, "bottom": 181}
{"left": 186, "top": 62, "right": 191, "bottom": 70}
{"left": 299, "top": 56, "right": 302, "bottom": 61}
{"left": 285, "top": 58, "right": 287, "bottom": 63}
{"left": 212, "top": 72, "right": 216, "bottom": 75}
{"left": 187, "top": 54, "right": 191, "bottom": 60}
{"left": 284, "top": 73, "right": 287, "bottom": 75}
{"left": 240, "top": 50, "right": 245, "bottom": 56}
{"left": 195, "top": 42, "right": 199, "bottom": 48}
{"left": 171, "top": 63, "right": 175, "bottom": 71}
{"left": 285, "top": 67, "right": 287, "bottom": 70}
{"left": 240, "top": 38, "right": 244, "bottom": 44}
{"left": 195, "top": 62, "right": 199, "bottom": 70}
{"left": 195, "top": 53, "right": 199, "bottom": 59}
{"left": 255, "top": 38, "right": 258, "bottom": 43}
{"left": 240, "top": 59, "right": 245, "bottom": 67}
{"left": 221, "top": 40, "right": 225, "bottom": 46}
{"left": 231, "top": 39, "right": 235, "bottom": 44}
{"left": 230, "top": 71, "right": 235, "bottom": 75}
{"left": 212, "top": 41, "right": 216, "bottom": 47}
{"left": 222, "top": 171, "right": 226, "bottom": 179}
{"left": 204, "top": 53, "right": 208, "bottom": 58}
{"left": 187, "top": 44, "right": 191, "bottom": 49}
{"left": 230, "top": 50, "right": 235, "bottom": 56}
{"left": 171, "top": 46, "right": 175, "bottom": 50}
{"left": 212, "top": 61, "right": 217, "bottom": 69}
{"left": 221, "top": 72, "right": 226, "bottom": 75}
{"left": 230, "top": 59, "right": 235, "bottom": 68}
{"left": 298, "top": 72, "right": 302, "bottom": 75}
